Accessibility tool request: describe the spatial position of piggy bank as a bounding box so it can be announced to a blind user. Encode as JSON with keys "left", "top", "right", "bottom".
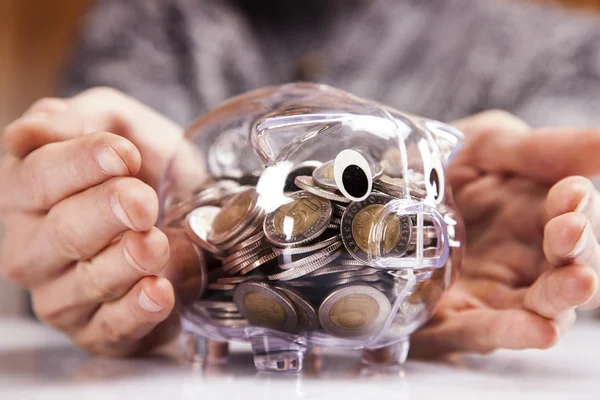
{"left": 159, "top": 83, "right": 465, "bottom": 372}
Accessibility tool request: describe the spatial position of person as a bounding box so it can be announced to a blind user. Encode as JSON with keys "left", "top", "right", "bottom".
{"left": 2, "top": 0, "right": 600, "bottom": 358}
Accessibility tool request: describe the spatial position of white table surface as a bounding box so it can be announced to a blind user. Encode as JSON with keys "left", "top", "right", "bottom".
{"left": 1, "top": 317, "right": 599, "bottom": 400}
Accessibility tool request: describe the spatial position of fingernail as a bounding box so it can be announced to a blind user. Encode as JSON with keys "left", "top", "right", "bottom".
{"left": 96, "top": 145, "right": 128, "bottom": 176}
{"left": 138, "top": 289, "right": 163, "bottom": 313}
{"left": 575, "top": 188, "right": 591, "bottom": 213}
{"left": 110, "top": 193, "right": 137, "bottom": 231}
{"left": 568, "top": 224, "right": 590, "bottom": 258}
{"left": 123, "top": 240, "right": 145, "bottom": 272}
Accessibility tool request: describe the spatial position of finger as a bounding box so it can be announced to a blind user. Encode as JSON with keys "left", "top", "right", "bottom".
{"left": 0, "top": 132, "right": 141, "bottom": 212}
{"left": 410, "top": 308, "right": 558, "bottom": 358}
{"left": 5, "top": 177, "right": 158, "bottom": 286}
{"left": 543, "top": 213, "right": 600, "bottom": 309}
{"left": 31, "top": 228, "right": 170, "bottom": 331}
{"left": 70, "top": 88, "right": 184, "bottom": 188}
{"left": 546, "top": 176, "right": 600, "bottom": 235}
{"left": 453, "top": 111, "right": 600, "bottom": 182}
{"left": 2, "top": 98, "right": 83, "bottom": 158}
{"left": 523, "top": 264, "right": 597, "bottom": 318}
{"left": 73, "top": 276, "right": 175, "bottom": 357}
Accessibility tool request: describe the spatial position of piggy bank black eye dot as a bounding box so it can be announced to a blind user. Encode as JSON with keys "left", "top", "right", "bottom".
{"left": 429, "top": 168, "right": 441, "bottom": 201}
{"left": 334, "top": 149, "right": 373, "bottom": 202}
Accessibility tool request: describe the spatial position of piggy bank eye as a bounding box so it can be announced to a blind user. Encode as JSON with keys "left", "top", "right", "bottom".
{"left": 426, "top": 164, "right": 445, "bottom": 204}
{"left": 334, "top": 149, "right": 372, "bottom": 202}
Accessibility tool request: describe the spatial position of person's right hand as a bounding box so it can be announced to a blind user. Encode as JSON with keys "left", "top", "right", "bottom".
{"left": 0, "top": 88, "right": 186, "bottom": 356}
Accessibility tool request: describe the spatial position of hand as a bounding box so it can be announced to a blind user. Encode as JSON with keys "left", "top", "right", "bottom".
{"left": 411, "top": 110, "right": 600, "bottom": 358}
{"left": 0, "top": 88, "right": 186, "bottom": 356}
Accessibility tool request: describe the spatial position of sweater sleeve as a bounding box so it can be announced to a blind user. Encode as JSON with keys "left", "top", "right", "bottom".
{"left": 62, "top": 0, "right": 269, "bottom": 127}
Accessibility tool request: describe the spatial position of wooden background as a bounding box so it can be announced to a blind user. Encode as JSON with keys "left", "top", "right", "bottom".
{"left": 0, "top": 0, "right": 598, "bottom": 315}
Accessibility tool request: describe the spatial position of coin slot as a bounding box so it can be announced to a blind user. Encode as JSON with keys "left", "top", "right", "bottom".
{"left": 333, "top": 149, "right": 373, "bottom": 202}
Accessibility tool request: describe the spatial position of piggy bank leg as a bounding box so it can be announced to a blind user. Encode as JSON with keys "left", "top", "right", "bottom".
{"left": 250, "top": 335, "right": 306, "bottom": 373}
{"left": 361, "top": 337, "right": 410, "bottom": 366}
{"left": 183, "top": 332, "right": 229, "bottom": 364}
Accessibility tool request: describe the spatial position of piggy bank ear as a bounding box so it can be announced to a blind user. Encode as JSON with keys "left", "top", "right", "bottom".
{"left": 424, "top": 121, "right": 464, "bottom": 166}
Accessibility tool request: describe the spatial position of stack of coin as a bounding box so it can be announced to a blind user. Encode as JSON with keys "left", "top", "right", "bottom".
{"left": 168, "top": 156, "right": 440, "bottom": 338}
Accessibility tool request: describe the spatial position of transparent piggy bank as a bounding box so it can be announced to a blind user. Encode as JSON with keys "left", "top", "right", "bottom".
{"left": 159, "top": 83, "right": 465, "bottom": 372}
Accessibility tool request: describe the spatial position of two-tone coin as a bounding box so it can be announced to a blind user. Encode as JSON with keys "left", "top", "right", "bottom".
{"left": 318, "top": 284, "right": 391, "bottom": 338}
{"left": 264, "top": 191, "right": 333, "bottom": 247}
{"left": 312, "top": 159, "right": 383, "bottom": 192}
{"left": 294, "top": 176, "right": 352, "bottom": 203}
{"left": 279, "top": 241, "right": 343, "bottom": 270}
{"left": 341, "top": 193, "right": 412, "bottom": 265}
{"left": 373, "top": 175, "right": 426, "bottom": 199}
{"left": 233, "top": 282, "right": 298, "bottom": 332}
{"left": 268, "top": 250, "right": 342, "bottom": 281}
{"left": 208, "top": 188, "right": 261, "bottom": 245}
{"left": 273, "top": 284, "right": 320, "bottom": 331}
{"left": 185, "top": 206, "right": 224, "bottom": 255}
{"left": 273, "top": 234, "right": 341, "bottom": 257}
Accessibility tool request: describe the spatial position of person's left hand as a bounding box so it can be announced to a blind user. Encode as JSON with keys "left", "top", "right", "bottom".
{"left": 411, "top": 110, "right": 600, "bottom": 358}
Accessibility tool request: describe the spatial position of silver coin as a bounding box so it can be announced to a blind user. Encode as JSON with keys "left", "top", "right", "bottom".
{"left": 273, "top": 284, "right": 320, "bottom": 331}
{"left": 264, "top": 191, "right": 333, "bottom": 248}
{"left": 208, "top": 188, "right": 261, "bottom": 245}
{"left": 283, "top": 280, "right": 320, "bottom": 288}
{"left": 216, "top": 275, "right": 261, "bottom": 284}
{"left": 323, "top": 274, "right": 384, "bottom": 287}
{"left": 192, "top": 301, "right": 238, "bottom": 314}
{"left": 233, "top": 282, "right": 298, "bottom": 332}
{"left": 221, "top": 241, "right": 272, "bottom": 268}
{"left": 223, "top": 248, "right": 275, "bottom": 274}
{"left": 335, "top": 258, "right": 368, "bottom": 267}
{"left": 279, "top": 241, "right": 343, "bottom": 270}
{"left": 184, "top": 206, "right": 225, "bottom": 255}
{"left": 273, "top": 234, "right": 341, "bottom": 256}
{"left": 294, "top": 176, "right": 352, "bottom": 203}
{"left": 409, "top": 225, "right": 437, "bottom": 246}
{"left": 268, "top": 251, "right": 342, "bottom": 281}
{"left": 318, "top": 284, "right": 391, "bottom": 338}
{"left": 237, "top": 252, "right": 278, "bottom": 275}
{"left": 312, "top": 159, "right": 384, "bottom": 192}
{"left": 328, "top": 223, "right": 340, "bottom": 230}
{"left": 333, "top": 203, "right": 347, "bottom": 216}
{"left": 207, "top": 283, "right": 237, "bottom": 291}
{"left": 373, "top": 175, "right": 426, "bottom": 199}
{"left": 341, "top": 193, "right": 412, "bottom": 265}
{"left": 305, "top": 264, "right": 364, "bottom": 277}
{"left": 229, "top": 232, "right": 266, "bottom": 253}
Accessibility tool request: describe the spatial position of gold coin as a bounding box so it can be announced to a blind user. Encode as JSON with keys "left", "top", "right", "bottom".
{"left": 243, "top": 292, "right": 287, "bottom": 329}
{"left": 352, "top": 204, "right": 400, "bottom": 254}
{"left": 329, "top": 293, "right": 380, "bottom": 331}
{"left": 273, "top": 197, "right": 322, "bottom": 237}
{"left": 212, "top": 191, "right": 253, "bottom": 234}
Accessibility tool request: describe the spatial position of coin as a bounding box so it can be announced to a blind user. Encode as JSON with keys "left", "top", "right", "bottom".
{"left": 223, "top": 248, "right": 275, "bottom": 274}
{"left": 294, "top": 176, "right": 352, "bottom": 203}
{"left": 264, "top": 191, "right": 333, "bottom": 247}
{"left": 285, "top": 160, "right": 322, "bottom": 191}
{"left": 207, "top": 283, "right": 237, "bottom": 291}
{"left": 184, "top": 206, "right": 225, "bottom": 255}
{"left": 237, "top": 252, "right": 278, "bottom": 275}
{"left": 373, "top": 175, "right": 426, "bottom": 199}
{"left": 279, "top": 241, "right": 343, "bottom": 270}
{"left": 233, "top": 282, "right": 298, "bottom": 332}
{"left": 221, "top": 241, "right": 272, "bottom": 268}
{"left": 341, "top": 193, "right": 412, "bottom": 265}
{"left": 313, "top": 159, "right": 383, "bottom": 192}
{"left": 208, "top": 188, "right": 260, "bottom": 244}
{"left": 273, "top": 234, "right": 341, "bottom": 256}
{"left": 229, "top": 232, "right": 266, "bottom": 253}
{"left": 273, "top": 284, "right": 320, "bottom": 331}
{"left": 268, "top": 250, "right": 342, "bottom": 281}
{"left": 215, "top": 211, "right": 265, "bottom": 251}
{"left": 318, "top": 285, "right": 391, "bottom": 338}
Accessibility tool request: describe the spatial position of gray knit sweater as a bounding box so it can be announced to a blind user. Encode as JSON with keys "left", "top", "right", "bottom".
{"left": 65, "top": 0, "right": 600, "bottom": 129}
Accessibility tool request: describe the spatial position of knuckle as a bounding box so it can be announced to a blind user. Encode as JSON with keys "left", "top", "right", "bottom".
{"left": 28, "top": 97, "right": 68, "bottom": 115}
{"left": 46, "top": 210, "right": 90, "bottom": 260}
{"left": 19, "top": 156, "right": 51, "bottom": 209}
{"left": 109, "top": 178, "right": 159, "bottom": 228}
{"left": 76, "top": 260, "right": 120, "bottom": 302}
{"left": 82, "top": 86, "right": 125, "bottom": 101}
